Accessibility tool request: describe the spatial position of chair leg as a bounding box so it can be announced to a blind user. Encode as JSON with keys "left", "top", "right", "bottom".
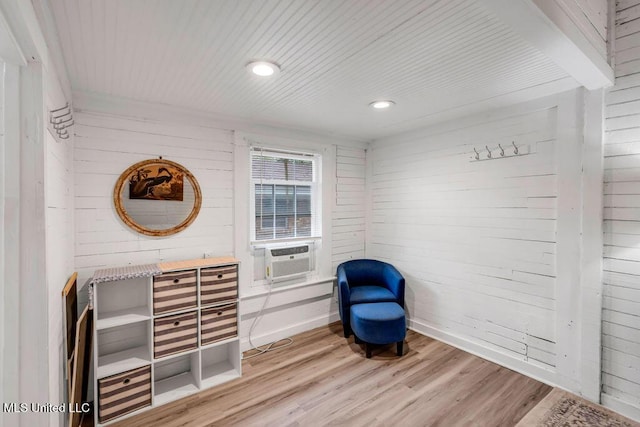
{"left": 365, "top": 343, "right": 372, "bottom": 358}
{"left": 343, "top": 324, "right": 351, "bottom": 338}
{"left": 397, "top": 341, "right": 403, "bottom": 357}
{"left": 354, "top": 335, "right": 362, "bottom": 344}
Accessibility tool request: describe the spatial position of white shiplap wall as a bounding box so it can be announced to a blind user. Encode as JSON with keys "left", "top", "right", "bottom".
{"left": 332, "top": 146, "right": 366, "bottom": 270}
{"left": 601, "top": 0, "right": 640, "bottom": 417}
{"left": 74, "top": 110, "right": 366, "bottom": 353}
{"left": 73, "top": 112, "right": 235, "bottom": 299}
{"left": 368, "top": 103, "right": 560, "bottom": 372}
{"left": 72, "top": 111, "right": 369, "bottom": 274}
{"left": 45, "top": 129, "right": 74, "bottom": 427}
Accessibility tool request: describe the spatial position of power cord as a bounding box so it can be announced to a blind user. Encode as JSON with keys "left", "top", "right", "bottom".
{"left": 244, "top": 281, "right": 294, "bottom": 359}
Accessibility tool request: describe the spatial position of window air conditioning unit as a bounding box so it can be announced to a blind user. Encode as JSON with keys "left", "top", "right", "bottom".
{"left": 265, "top": 244, "right": 311, "bottom": 282}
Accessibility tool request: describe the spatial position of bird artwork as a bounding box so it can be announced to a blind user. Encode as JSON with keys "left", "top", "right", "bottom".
{"left": 128, "top": 164, "right": 184, "bottom": 201}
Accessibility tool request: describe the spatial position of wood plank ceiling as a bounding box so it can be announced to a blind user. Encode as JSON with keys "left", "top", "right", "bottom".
{"left": 49, "top": 0, "right": 576, "bottom": 140}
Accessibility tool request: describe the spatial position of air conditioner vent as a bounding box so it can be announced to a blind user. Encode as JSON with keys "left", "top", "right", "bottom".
{"left": 270, "top": 246, "right": 309, "bottom": 257}
{"left": 266, "top": 244, "right": 311, "bottom": 281}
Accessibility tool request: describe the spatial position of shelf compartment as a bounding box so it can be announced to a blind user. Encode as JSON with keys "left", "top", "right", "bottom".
{"left": 200, "top": 303, "right": 237, "bottom": 346}
{"left": 153, "top": 270, "right": 197, "bottom": 315}
{"left": 200, "top": 336, "right": 239, "bottom": 351}
{"left": 97, "top": 322, "right": 151, "bottom": 379}
{"left": 200, "top": 265, "right": 238, "bottom": 306}
{"left": 153, "top": 311, "right": 198, "bottom": 359}
{"left": 96, "top": 277, "right": 151, "bottom": 324}
{"left": 154, "top": 353, "right": 200, "bottom": 406}
{"left": 97, "top": 346, "right": 150, "bottom": 379}
{"left": 97, "top": 306, "right": 150, "bottom": 330}
{"left": 98, "top": 365, "right": 151, "bottom": 424}
{"left": 201, "top": 343, "right": 241, "bottom": 388}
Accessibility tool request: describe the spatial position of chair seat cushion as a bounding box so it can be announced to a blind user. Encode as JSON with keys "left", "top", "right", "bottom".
{"left": 349, "top": 286, "right": 397, "bottom": 305}
{"left": 350, "top": 302, "right": 406, "bottom": 345}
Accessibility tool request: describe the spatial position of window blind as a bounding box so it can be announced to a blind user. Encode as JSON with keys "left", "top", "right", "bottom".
{"left": 250, "top": 148, "right": 320, "bottom": 242}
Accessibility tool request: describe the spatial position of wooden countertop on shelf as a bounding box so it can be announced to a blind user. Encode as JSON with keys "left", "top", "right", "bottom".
{"left": 158, "top": 256, "right": 239, "bottom": 272}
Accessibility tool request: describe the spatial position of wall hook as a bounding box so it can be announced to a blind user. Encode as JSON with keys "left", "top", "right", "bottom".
{"left": 49, "top": 103, "right": 74, "bottom": 141}
{"left": 512, "top": 141, "right": 518, "bottom": 155}
{"left": 485, "top": 145, "right": 492, "bottom": 159}
{"left": 498, "top": 143, "right": 505, "bottom": 157}
{"left": 473, "top": 147, "right": 480, "bottom": 160}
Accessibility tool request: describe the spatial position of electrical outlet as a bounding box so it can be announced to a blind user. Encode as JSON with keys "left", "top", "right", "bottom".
{"left": 203, "top": 251, "right": 214, "bottom": 258}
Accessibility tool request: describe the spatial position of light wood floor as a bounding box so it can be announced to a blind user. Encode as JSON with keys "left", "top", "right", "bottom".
{"left": 113, "top": 322, "right": 552, "bottom": 427}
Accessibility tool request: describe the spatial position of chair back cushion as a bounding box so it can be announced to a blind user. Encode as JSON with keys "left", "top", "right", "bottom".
{"left": 340, "top": 259, "right": 389, "bottom": 288}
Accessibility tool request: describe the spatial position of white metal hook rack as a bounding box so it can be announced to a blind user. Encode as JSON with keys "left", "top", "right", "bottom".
{"left": 49, "top": 103, "right": 74, "bottom": 140}
{"left": 469, "top": 141, "right": 529, "bottom": 162}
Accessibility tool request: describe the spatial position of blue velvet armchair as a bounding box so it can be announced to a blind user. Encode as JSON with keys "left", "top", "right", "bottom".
{"left": 336, "top": 259, "right": 405, "bottom": 338}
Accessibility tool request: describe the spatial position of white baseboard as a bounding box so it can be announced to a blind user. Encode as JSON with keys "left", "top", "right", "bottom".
{"left": 601, "top": 394, "right": 640, "bottom": 422}
{"left": 241, "top": 311, "right": 340, "bottom": 352}
{"left": 408, "top": 318, "right": 561, "bottom": 389}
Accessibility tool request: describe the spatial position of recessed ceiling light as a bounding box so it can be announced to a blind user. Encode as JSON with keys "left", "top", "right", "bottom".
{"left": 246, "top": 61, "right": 280, "bottom": 77}
{"left": 370, "top": 100, "right": 395, "bottom": 109}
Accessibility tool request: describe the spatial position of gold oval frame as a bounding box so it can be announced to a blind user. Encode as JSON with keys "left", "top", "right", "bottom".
{"left": 113, "top": 159, "right": 202, "bottom": 237}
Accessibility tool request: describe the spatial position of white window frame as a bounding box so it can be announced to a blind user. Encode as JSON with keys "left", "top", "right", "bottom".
{"left": 249, "top": 147, "right": 322, "bottom": 245}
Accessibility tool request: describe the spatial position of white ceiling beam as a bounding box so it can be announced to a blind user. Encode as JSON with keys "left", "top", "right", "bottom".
{"left": 0, "top": 5, "right": 26, "bottom": 66}
{"left": 0, "top": 0, "right": 70, "bottom": 105}
{"left": 479, "top": 0, "right": 614, "bottom": 90}
{"left": 32, "top": 0, "right": 73, "bottom": 102}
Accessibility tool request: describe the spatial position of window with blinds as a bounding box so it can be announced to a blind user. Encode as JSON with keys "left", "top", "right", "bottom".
{"left": 250, "top": 149, "right": 320, "bottom": 242}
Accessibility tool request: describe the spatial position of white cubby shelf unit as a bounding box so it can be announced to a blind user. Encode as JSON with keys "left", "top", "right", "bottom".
{"left": 91, "top": 257, "right": 241, "bottom": 426}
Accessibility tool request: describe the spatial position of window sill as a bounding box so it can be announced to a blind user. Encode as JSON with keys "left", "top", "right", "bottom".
{"left": 250, "top": 236, "right": 321, "bottom": 249}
